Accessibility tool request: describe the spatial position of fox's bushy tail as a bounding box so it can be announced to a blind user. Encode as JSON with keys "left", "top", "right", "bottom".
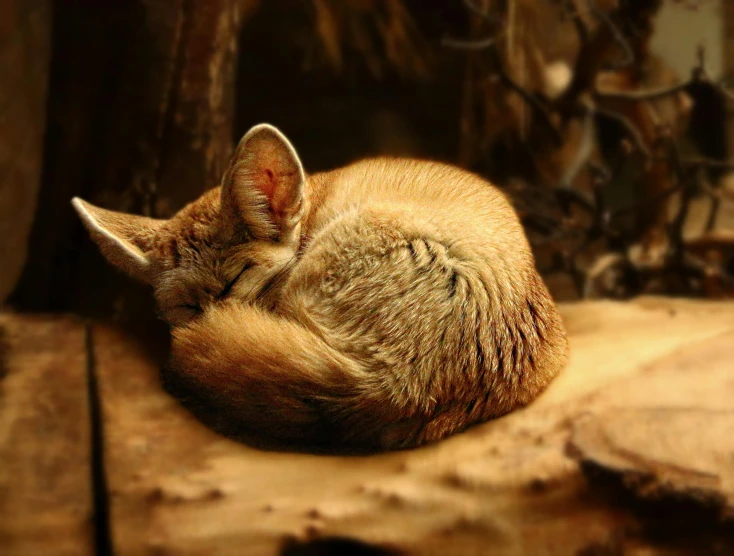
{"left": 167, "top": 303, "right": 397, "bottom": 452}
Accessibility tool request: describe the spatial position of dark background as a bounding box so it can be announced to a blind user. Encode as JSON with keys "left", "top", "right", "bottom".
{"left": 3, "top": 0, "right": 733, "bottom": 355}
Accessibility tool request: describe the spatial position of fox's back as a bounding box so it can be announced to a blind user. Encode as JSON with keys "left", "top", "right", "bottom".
{"left": 306, "top": 158, "right": 530, "bottom": 261}
{"left": 275, "top": 158, "right": 567, "bottom": 446}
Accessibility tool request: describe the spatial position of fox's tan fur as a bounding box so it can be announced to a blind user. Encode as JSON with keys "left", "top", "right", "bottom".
{"left": 72, "top": 124, "right": 568, "bottom": 452}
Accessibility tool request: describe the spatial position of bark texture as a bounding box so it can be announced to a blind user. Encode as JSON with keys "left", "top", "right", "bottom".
{"left": 0, "top": 0, "right": 51, "bottom": 303}
{"left": 11, "top": 0, "right": 258, "bottom": 326}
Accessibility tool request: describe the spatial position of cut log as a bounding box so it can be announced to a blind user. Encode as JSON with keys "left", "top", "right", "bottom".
{"left": 570, "top": 408, "right": 734, "bottom": 518}
{"left": 0, "top": 315, "right": 93, "bottom": 555}
{"left": 93, "top": 297, "right": 734, "bottom": 555}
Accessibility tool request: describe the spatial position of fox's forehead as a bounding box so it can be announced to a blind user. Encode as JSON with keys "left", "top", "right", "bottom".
{"left": 149, "top": 188, "right": 257, "bottom": 299}
{"left": 169, "top": 187, "right": 223, "bottom": 235}
{"left": 154, "top": 188, "right": 229, "bottom": 265}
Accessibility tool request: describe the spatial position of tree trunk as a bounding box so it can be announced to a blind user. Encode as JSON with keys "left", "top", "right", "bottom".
{"left": 0, "top": 0, "right": 51, "bottom": 303}
{"left": 10, "top": 0, "right": 259, "bottom": 336}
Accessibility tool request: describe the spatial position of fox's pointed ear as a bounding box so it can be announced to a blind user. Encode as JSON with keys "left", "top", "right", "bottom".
{"left": 221, "top": 124, "right": 306, "bottom": 244}
{"left": 71, "top": 198, "right": 164, "bottom": 283}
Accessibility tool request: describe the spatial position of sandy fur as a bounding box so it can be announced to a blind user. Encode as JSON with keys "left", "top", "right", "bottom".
{"left": 73, "top": 126, "right": 569, "bottom": 452}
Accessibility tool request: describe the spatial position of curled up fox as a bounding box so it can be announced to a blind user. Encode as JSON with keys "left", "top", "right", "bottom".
{"left": 72, "top": 124, "right": 568, "bottom": 452}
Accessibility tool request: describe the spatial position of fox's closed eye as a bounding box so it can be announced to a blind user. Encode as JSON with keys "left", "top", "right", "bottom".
{"left": 218, "top": 262, "right": 255, "bottom": 299}
{"left": 156, "top": 302, "right": 203, "bottom": 326}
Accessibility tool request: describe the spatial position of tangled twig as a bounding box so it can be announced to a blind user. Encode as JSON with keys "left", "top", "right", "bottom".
{"left": 448, "top": 0, "right": 734, "bottom": 299}
{"left": 596, "top": 46, "right": 734, "bottom": 104}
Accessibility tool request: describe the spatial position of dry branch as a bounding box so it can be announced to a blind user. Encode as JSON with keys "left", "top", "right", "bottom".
{"left": 596, "top": 46, "right": 734, "bottom": 105}
{"left": 448, "top": 0, "right": 734, "bottom": 300}
{"left": 308, "top": 0, "right": 431, "bottom": 79}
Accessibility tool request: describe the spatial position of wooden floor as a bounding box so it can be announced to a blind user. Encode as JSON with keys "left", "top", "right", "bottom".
{"left": 2, "top": 297, "right": 734, "bottom": 555}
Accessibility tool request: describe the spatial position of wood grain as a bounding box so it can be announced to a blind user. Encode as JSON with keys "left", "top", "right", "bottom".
{"left": 94, "top": 297, "right": 734, "bottom": 555}
{"left": 0, "top": 315, "right": 93, "bottom": 556}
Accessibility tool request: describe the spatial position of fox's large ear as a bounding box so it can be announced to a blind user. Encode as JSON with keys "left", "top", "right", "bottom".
{"left": 221, "top": 124, "right": 306, "bottom": 244}
{"left": 71, "top": 198, "right": 164, "bottom": 283}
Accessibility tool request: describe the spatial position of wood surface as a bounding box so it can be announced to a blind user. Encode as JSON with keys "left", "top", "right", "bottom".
{"left": 0, "top": 315, "right": 93, "bottom": 556}
{"left": 89, "top": 297, "right": 734, "bottom": 555}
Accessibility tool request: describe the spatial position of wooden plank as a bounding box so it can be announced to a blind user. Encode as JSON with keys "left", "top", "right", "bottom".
{"left": 95, "top": 298, "right": 734, "bottom": 555}
{"left": 0, "top": 315, "right": 93, "bottom": 556}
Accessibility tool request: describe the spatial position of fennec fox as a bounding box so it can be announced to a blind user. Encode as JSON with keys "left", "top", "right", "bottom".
{"left": 72, "top": 124, "right": 568, "bottom": 452}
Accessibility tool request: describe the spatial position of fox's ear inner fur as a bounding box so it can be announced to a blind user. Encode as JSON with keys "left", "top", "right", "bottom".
{"left": 71, "top": 198, "right": 163, "bottom": 283}
{"left": 221, "top": 123, "right": 306, "bottom": 244}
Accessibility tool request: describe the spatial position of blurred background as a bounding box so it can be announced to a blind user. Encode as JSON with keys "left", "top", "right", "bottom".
{"left": 2, "top": 0, "right": 734, "bottom": 351}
